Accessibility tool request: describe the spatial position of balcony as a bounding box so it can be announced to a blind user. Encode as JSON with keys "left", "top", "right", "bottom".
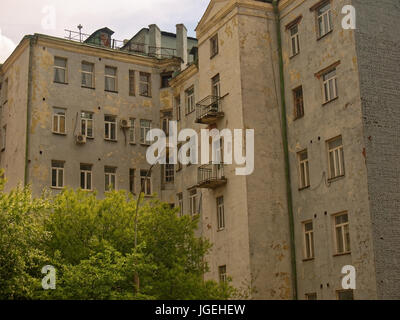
{"left": 197, "top": 163, "right": 227, "bottom": 189}
{"left": 195, "top": 95, "right": 224, "bottom": 124}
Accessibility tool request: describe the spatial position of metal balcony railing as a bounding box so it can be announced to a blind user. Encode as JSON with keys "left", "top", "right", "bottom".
{"left": 195, "top": 95, "right": 224, "bottom": 124}
{"left": 197, "top": 163, "right": 227, "bottom": 189}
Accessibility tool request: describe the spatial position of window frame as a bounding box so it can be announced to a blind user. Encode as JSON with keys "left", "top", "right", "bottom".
{"left": 129, "top": 168, "right": 135, "bottom": 194}
{"left": 129, "top": 118, "right": 136, "bottom": 144}
{"left": 210, "top": 34, "right": 219, "bottom": 59}
{"left": 51, "top": 160, "right": 65, "bottom": 189}
{"left": 104, "top": 115, "right": 117, "bottom": 141}
{"left": 316, "top": 1, "right": 333, "bottom": 39}
{"left": 303, "top": 221, "right": 315, "bottom": 260}
{"left": 80, "top": 164, "right": 93, "bottom": 191}
{"left": 81, "top": 111, "right": 94, "bottom": 139}
{"left": 217, "top": 196, "right": 225, "bottom": 231}
{"left": 54, "top": 57, "right": 68, "bottom": 84}
{"left": 333, "top": 212, "right": 351, "bottom": 255}
{"left": 81, "top": 61, "right": 95, "bottom": 89}
{"left": 140, "top": 119, "right": 152, "bottom": 145}
{"left": 140, "top": 170, "right": 152, "bottom": 196}
{"left": 337, "top": 289, "right": 354, "bottom": 300}
{"left": 105, "top": 66, "right": 118, "bottom": 93}
{"left": 177, "top": 193, "right": 184, "bottom": 217}
{"left": 175, "top": 96, "right": 181, "bottom": 122}
{"left": 185, "top": 86, "right": 195, "bottom": 115}
{"left": 293, "top": 86, "right": 304, "bottom": 120}
{"left": 139, "top": 72, "right": 152, "bottom": 97}
{"left": 189, "top": 189, "right": 198, "bottom": 216}
{"left": 322, "top": 68, "right": 338, "bottom": 104}
{"left": 52, "top": 107, "right": 66, "bottom": 135}
{"left": 298, "top": 149, "right": 310, "bottom": 190}
{"left": 218, "top": 265, "right": 227, "bottom": 284}
{"left": 290, "top": 24, "right": 300, "bottom": 57}
{"left": 129, "top": 70, "right": 135, "bottom": 96}
{"left": 104, "top": 166, "right": 117, "bottom": 191}
{"left": 327, "top": 136, "right": 345, "bottom": 180}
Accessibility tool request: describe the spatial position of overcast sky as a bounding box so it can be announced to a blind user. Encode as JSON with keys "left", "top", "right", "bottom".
{"left": 0, "top": 0, "right": 210, "bottom": 63}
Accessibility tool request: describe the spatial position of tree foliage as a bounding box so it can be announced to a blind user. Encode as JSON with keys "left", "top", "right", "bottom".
{"left": 0, "top": 175, "right": 236, "bottom": 300}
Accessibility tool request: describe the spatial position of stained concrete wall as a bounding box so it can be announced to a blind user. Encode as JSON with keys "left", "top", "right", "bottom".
{"left": 352, "top": 0, "right": 400, "bottom": 300}
{"left": 0, "top": 40, "right": 30, "bottom": 191}
{"left": 280, "top": 0, "right": 377, "bottom": 299}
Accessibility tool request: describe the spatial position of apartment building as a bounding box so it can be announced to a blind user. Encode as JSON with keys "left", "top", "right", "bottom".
{"left": 0, "top": 0, "right": 398, "bottom": 300}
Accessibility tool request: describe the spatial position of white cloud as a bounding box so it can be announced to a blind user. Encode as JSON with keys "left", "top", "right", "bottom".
{"left": 0, "top": 29, "right": 16, "bottom": 64}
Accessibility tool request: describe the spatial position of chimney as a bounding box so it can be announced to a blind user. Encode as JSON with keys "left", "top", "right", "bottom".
{"left": 176, "top": 24, "right": 188, "bottom": 69}
{"left": 148, "top": 24, "right": 161, "bottom": 57}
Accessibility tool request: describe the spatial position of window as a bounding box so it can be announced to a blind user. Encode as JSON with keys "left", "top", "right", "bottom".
{"left": 210, "top": 34, "right": 219, "bottom": 58}
{"left": 161, "top": 72, "right": 172, "bottom": 89}
{"left": 293, "top": 86, "right": 304, "bottom": 119}
{"left": 140, "top": 120, "right": 152, "bottom": 145}
{"left": 334, "top": 213, "right": 351, "bottom": 255}
{"left": 164, "top": 149, "right": 175, "bottom": 184}
{"left": 177, "top": 193, "right": 184, "bottom": 217}
{"left": 1, "top": 125, "right": 6, "bottom": 151}
{"left": 105, "top": 66, "right": 117, "bottom": 92}
{"left": 298, "top": 150, "right": 310, "bottom": 189}
{"left": 81, "top": 62, "right": 94, "bottom": 88}
{"left": 54, "top": 57, "right": 67, "bottom": 83}
{"left": 317, "top": 2, "right": 332, "bottom": 38}
{"left": 217, "top": 196, "right": 225, "bottom": 231}
{"left": 52, "top": 108, "right": 66, "bottom": 134}
{"left": 175, "top": 96, "right": 181, "bottom": 121}
{"left": 140, "top": 170, "right": 152, "bottom": 196}
{"left": 129, "top": 169, "right": 135, "bottom": 194}
{"left": 162, "top": 111, "right": 172, "bottom": 136}
{"left": 104, "top": 115, "right": 117, "bottom": 141}
{"left": 139, "top": 72, "right": 151, "bottom": 97}
{"left": 337, "top": 290, "right": 354, "bottom": 300}
{"left": 322, "top": 69, "right": 338, "bottom": 103}
{"left": 129, "top": 70, "right": 135, "bottom": 96}
{"left": 51, "top": 161, "right": 64, "bottom": 188}
{"left": 129, "top": 118, "right": 135, "bottom": 144}
{"left": 218, "top": 265, "right": 227, "bottom": 283}
{"left": 105, "top": 166, "right": 117, "bottom": 191}
{"left": 185, "top": 87, "right": 195, "bottom": 115}
{"left": 80, "top": 164, "right": 92, "bottom": 191}
{"left": 189, "top": 189, "right": 198, "bottom": 216}
{"left": 290, "top": 24, "right": 300, "bottom": 56}
{"left": 303, "top": 221, "right": 315, "bottom": 259}
{"left": 328, "top": 136, "right": 345, "bottom": 180}
{"left": 177, "top": 143, "right": 183, "bottom": 172}
{"left": 81, "top": 112, "right": 94, "bottom": 138}
{"left": 305, "top": 293, "right": 317, "bottom": 300}
{"left": 212, "top": 74, "right": 220, "bottom": 98}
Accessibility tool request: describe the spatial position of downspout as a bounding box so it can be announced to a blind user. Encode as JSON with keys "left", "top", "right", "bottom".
{"left": 25, "top": 36, "right": 34, "bottom": 186}
{"left": 272, "top": 0, "right": 298, "bottom": 300}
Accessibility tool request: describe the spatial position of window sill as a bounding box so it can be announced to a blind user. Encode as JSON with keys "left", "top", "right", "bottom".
{"left": 302, "top": 258, "right": 315, "bottom": 262}
{"left": 82, "top": 86, "right": 95, "bottom": 90}
{"left": 129, "top": 142, "right": 136, "bottom": 145}
{"left": 294, "top": 114, "right": 304, "bottom": 121}
{"left": 51, "top": 186, "right": 64, "bottom": 190}
{"left": 105, "top": 90, "right": 118, "bottom": 94}
{"left": 54, "top": 81, "right": 68, "bottom": 85}
{"left": 322, "top": 96, "right": 339, "bottom": 106}
{"left": 298, "top": 186, "right": 310, "bottom": 192}
{"left": 217, "top": 228, "right": 225, "bottom": 233}
{"left": 139, "top": 95, "right": 152, "bottom": 98}
{"left": 317, "top": 29, "right": 333, "bottom": 41}
{"left": 210, "top": 53, "right": 218, "bottom": 60}
{"left": 140, "top": 143, "right": 151, "bottom": 147}
{"left": 52, "top": 132, "right": 67, "bottom": 136}
{"left": 104, "top": 139, "right": 118, "bottom": 143}
{"left": 328, "top": 175, "right": 345, "bottom": 183}
{"left": 333, "top": 252, "right": 351, "bottom": 257}
{"left": 185, "top": 110, "right": 195, "bottom": 116}
{"left": 289, "top": 52, "right": 300, "bottom": 60}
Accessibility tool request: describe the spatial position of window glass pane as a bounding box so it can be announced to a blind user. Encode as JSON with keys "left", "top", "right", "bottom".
{"left": 58, "top": 169, "right": 63, "bottom": 187}
{"left": 105, "top": 67, "right": 116, "bottom": 76}
{"left": 52, "top": 169, "right": 57, "bottom": 187}
{"left": 55, "top": 57, "right": 66, "bottom": 68}
{"left": 336, "top": 227, "right": 344, "bottom": 253}
{"left": 82, "top": 62, "right": 93, "bottom": 73}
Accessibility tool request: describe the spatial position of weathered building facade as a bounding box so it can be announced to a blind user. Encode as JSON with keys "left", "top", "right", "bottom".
{"left": 0, "top": 0, "right": 398, "bottom": 300}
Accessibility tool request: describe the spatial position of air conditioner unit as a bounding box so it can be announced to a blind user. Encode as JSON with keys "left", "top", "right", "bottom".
{"left": 75, "top": 134, "right": 87, "bottom": 144}
{"left": 120, "top": 119, "right": 131, "bottom": 129}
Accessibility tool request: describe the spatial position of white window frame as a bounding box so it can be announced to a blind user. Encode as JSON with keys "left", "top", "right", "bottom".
{"left": 81, "top": 112, "right": 94, "bottom": 138}
{"left": 217, "top": 196, "right": 225, "bottom": 231}
{"left": 104, "top": 115, "right": 117, "bottom": 141}
{"left": 303, "top": 221, "right": 315, "bottom": 260}
{"left": 54, "top": 57, "right": 67, "bottom": 84}
{"left": 298, "top": 150, "right": 310, "bottom": 189}
{"left": 323, "top": 69, "right": 338, "bottom": 103}
{"left": 189, "top": 189, "right": 198, "bottom": 216}
{"left": 328, "top": 136, "right": 345, "bottom": 180}
{"left": 129, "top": 118, "right": 136, "bottom": 144}
{"left": 105, "top": 166, "right": 117, "bottom": 191}
{"left": 81, "top": 61, "right": 95, "bottom": 88}
{"left": 218, "top": 265, "right": 227, "bottom": 283}
{"left": 51, "top": 161, "right": 64, "bottom": 189}
{"left": 164, "top": 163, "right": 175, "bottom": 184}
{"left": 140, "top": 170, "right": 152, "bottom": 196}
{"left": 140, "top": 119, "right": 152, "bottom": 145}
{"left": 334, "top": 212, "right": 351, "bottom": 255}
{"left": 177, "top": 193, "right": 184, "bottom": 217}
{"left": 212, "top": 74, "right": 220, "bottom": 98}
{"left": 52, "top": 108, "right": 66, "bottom": 134}
{"left": 105, "top": 66, "right": 117, "bottom": 92}
{"left": 185, "top": 87, "right": 195, "bottom": 115}
{"left": 290, "top": 24, "right": 300, "bottom": 57}
{"left": 80, "top": 164, "right": 92, "bottom": 191}
{"left": 317, "top": 2, "right": 333, "bottom": 38}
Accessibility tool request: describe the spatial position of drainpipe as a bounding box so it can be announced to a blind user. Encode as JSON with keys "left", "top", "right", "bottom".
{"left": 25, "top": 36, "right": 34, "bottom": 186}
{"left": 272, "top": 0, "right": 298, "bottom": 300}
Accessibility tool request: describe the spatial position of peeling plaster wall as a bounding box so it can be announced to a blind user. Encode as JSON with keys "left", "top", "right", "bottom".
{"left": 0, "top": 45, "right": 30, "bottom": 191}
{"left": 352, "top": 0, "right": 400, "bottom": 300}
{"left": 280, "top": 0, "right": 377, "bottom": 299}
{"left": 27, "top": 40, "right": 179, "bottom": 198}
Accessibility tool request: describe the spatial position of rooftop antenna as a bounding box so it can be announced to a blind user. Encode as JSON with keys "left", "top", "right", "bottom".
{"left": 77, "top": 24, "right": 83, "bottom": 42}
